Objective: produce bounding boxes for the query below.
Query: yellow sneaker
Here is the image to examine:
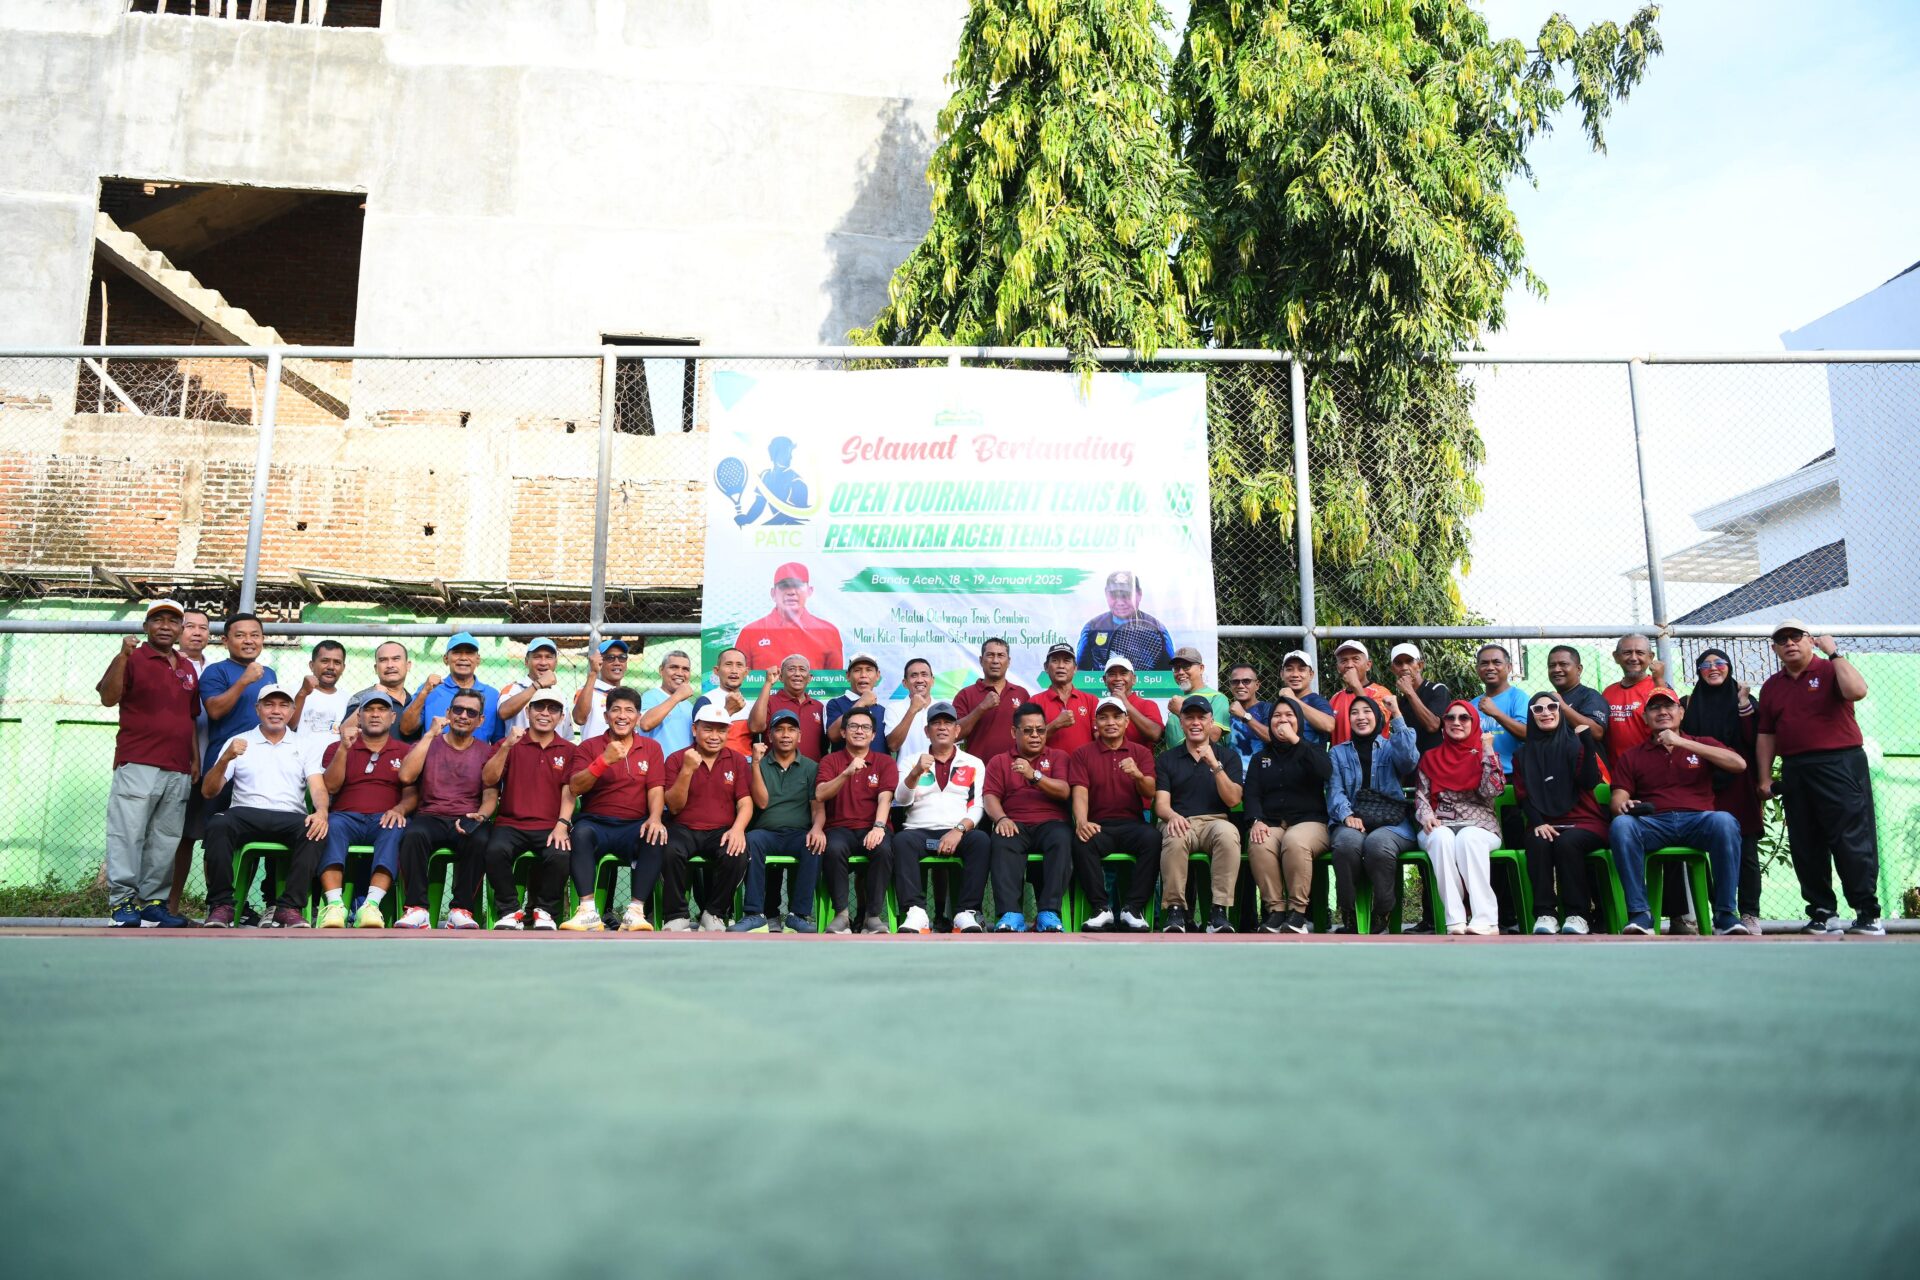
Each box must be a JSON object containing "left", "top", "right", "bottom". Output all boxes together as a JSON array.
[
  {"left": 618, "top": 901, "right": 654, "bottom": 932},
  {"left": 560, "top": 902, "right": 604, "bottom": 931},
  {"left": 354, "top": 902, "right": 386, "bottom": 929},
  {"left": 317, "top": 901, "right": 348, "bottom": 929}
]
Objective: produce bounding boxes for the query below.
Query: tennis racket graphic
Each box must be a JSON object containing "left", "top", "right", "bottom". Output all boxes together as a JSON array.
[{"left": 714, "top": 457, "right": 747, "bottom": 513}]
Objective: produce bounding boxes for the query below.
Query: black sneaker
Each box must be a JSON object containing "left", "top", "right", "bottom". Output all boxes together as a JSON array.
[
  {"left": 1407, "top": 916, "right": 1435, "bottom": 934},
  {"left": 1161, "top": 905, "right": 1191, "bottom": 934},
  {"left": 1281, "top": 910, "right": 1310, "bottom": 935},
  {"left": 239, "top": 905, "right": 263, "bottom": 928},
  {"left": 1800, "top": 912, "right": 1842, "bottom": 934},
  {"left": 1258, "top": 910, "right": 1288, "bottom": 934},
  {"left": 1500, "top": 923, "right": 1523, "bottom": 936},
  {"left": 1205, "top": 906, "right": 1234, "bottom": 934},
  {"left": 1847, "top": 917, "right": 1886, "bottom": 936},
  {"left": 1327, "top": 921, "right": 1354, "bottom": 935}
]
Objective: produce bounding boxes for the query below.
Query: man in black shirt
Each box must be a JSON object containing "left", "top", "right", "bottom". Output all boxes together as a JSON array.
[
  {"left": 1154, "top": 697, "right": 1245, "bottom": 934},
  {"left": 1543, "top": 645, "right": 1611, "bottom": 756},
  {"left": 1390, "top": 643, "right": 1452, "bottom": 754}
]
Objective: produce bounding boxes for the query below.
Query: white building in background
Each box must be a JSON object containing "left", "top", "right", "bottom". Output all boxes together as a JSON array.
[{"left": 1645, "top": 260, "right": 1920, "bottom": 638}]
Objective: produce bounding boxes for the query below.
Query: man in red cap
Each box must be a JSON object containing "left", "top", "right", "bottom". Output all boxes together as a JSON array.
[{"left": 736, "top": 562, "right": 845, "bottom": 672}]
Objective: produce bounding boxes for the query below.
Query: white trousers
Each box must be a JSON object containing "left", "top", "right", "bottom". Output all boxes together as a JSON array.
[{"left": 1420, "top": 823, "right": 1499, "bottom": 930}]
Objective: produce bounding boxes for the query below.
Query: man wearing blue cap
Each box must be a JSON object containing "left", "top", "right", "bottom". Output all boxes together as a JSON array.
[
  {"left": 500, "top": 636, "right": 575, "bottom": 741},
  {"left": 400, "top": 631, "right": 502, "bottom": 742},
  {"left": 574, "top": 636, "right": 631, "bottom": 739}
]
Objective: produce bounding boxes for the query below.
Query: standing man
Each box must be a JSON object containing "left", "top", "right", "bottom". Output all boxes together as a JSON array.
[
  {"left": 659, "top": 703, "right": 755, "bottom": 931},
  {"left": 825, "top": 652, "right": 891, "bottom": 752},
  {"left": 1154, "top": 696, "right": 1246, "bottom": 933},
  {"left": 1543, "top": 645, "right": 1611, "bottom": 754},
  {"left": 885, "top": 657, "right": 937, "bottom": 759},
  {"left": 345, "top": 640, "right": 414, "bottom": 739},
  {"left": 199, "top": 613, "right": 277, "bottom": 783},
  {"left": 1328, "top": 640, "right": 1397, "bottom": 744},
  {"left": 982, "top": 703, "right": 1074, "bottom": 933},
  {"left": 562, "top": 687, "right": 669, "bottom": 932},
  {"left": 292, "top": 640, "right": 349, "bottom": 738},
  {"left": 750, "top": 653, "right": 828, "bottom": 761},
  {"left": 732, "top": 709, "right": 826, "bottom": 934},
  {"left": 691, "top": 646, "right": 757, "bottom": 756},
  {"left": 816, "top": 707, "right": 899, "bottom": 933},
  {"left": 1035, "top": 642, "right": 1098, "bottom": 756},
  {"left": 402, "top": 632, "right": 502, "bottom": 742},
  {"left": 1389, "top": 643, "right": 1453, "bottom": 754},
  {"left": 1757, "top": 621, "right": 1883, "bottom": 935},
  {"left": 1606, "top": 689, "right": 1749, "bottom": 936},
  {"left": 500, "top": 637, "right": 575, "bottom": 741},
  {"left": 1070, "top": 697, "right": 1160, "bottom": 932},
  {"left": 395, "top": 689, "right": 496, "bottom": 929},
  {"left": 890, "top": 701, "right": 989, "bottom": 935},
  {"left": 164, "top": 607, "right": 212, "bottom": 915},
  {"left": 573, "top": 637, "right": 630, "bottom": 740},
  {"left": 1278, "top": 650, "right": 1336, "bottom": 746},
  {"left": 478, "top": 690, "right": 575, "bottom": 930},
  {"left": 735, "top": 562, "right": 845, "bottom": 672},
  {"left": 97, "top": 600, "right": 200, "bottom": 927},
  {"left": 1162, "top": 646, "right": 1229, "bottom": 750},
  {"left": 1473, "top": 644, "right": 1531, "bottom": 775},
  {"left": 1601, "top": 634, "right": 1673, "bottom": 755},
  {"left": 316, "top": 694, "right": 414, "bottom": 929},
  {"left": 1076, "top": 569, "right": 1176, "bottom": 671},
  {"left": 1225, "top": 663, "right": 1274, "bottom": 774},
  {"left": 954, "top": 637, "right": 1032, "bottom": 760},
  {"left": 199, "top": 684, "right": 328, "bottom": 928},
  {"left": 639, "top": 649, "right": 699, "bottom": 758},
  {"left": 1101, "top": 654, "right": 1165, "bottom": 747}
]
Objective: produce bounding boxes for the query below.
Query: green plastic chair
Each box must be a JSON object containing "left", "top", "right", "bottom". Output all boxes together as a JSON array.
[
  {"left": 233, "top": 841, "right": 298, "bottom": 921},
  {"left": 1069, "top": 852, "right": 1158, "bottom": 932},
  {"left": 1309, "top": 846, "right": 1446, "bottom": 934},
  {"left": 815, "top": 853, "right": 897, "bottom": 932},
  {"left": 1586, "top": 784, "right": 1631, "bottom": 934},
  {"left": 1645, "top": 848, "right": 1714, "bottom": 934},
  {"left": 1490, "top": 788, "right": 1536, "bottom": 929}
]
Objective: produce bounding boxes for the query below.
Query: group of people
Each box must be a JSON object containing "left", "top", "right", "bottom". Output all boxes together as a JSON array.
[{"left": 97, "top": 601, "right": 1886, "bottom": 937}]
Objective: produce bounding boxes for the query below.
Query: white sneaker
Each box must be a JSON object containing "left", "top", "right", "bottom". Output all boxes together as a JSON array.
[
  {"left": 1446, "top": 923, "right": 1467, "bottom": 935},
  {"left": 1561, "top": 915, "right": 1589, "bottom": 936},
  {"left": 660, "top": 917, "right": 693, "bottom": 932},
  {"left": 1082, "top": 909, "right": 1115, "bottom": 931},
  {"left": 560, "top": 902, "right": 603, "bottom": 931},
  {"left": 530, "top": 908, "right": 557, "bottom": 931},
  {"left": 1465, "top": 921, "right": 1498, "bottom": 936},
  {"left": 698, "top": 911, "right": 727, "bottom": 932},
  {"left": 395, "top": 906, "right": 431, "bottom": 929},
  {"left": 1532, "top": 914, "right": 1559, "bottom": 935},
  {"left": 618, "top": 902, "right": 654, "bottom": 932},
  {"left": 493, "top": 910, "right": 525, "bottom": 931},
  {"left": 900, "top": 905, "right": 931, "bottom": 934},
  {"left": 951, "top": 910, "right": 983, "bottom": 934},
  {"left": 443, "top": 908, "right": 479, "bottom": 930},
  {"left": 1119, "top": 910, "right": 1150, "bottom": 932}
]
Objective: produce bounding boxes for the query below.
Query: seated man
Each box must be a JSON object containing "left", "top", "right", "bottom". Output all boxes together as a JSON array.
[
  {"left": 316, "top": 692, "right": 414, "bottom": 929},
  {"left": 478, "top": 690, "right": 576, "bottom": 930},
  {"left": 199, "top": 682, "right": 328, "bottom": 928},
  {"left": 1155, "top": 695, "right": 1246, "bottom": 933},
  {"left": 659, "top": 703, "right": 754, "bottom": 930},
  {"left": 889, "top": 701, "right": 989, "bottom": 934},
  {"left": 731, "top": 709, "right": 826, "bottom": 934},
  {"left": 1070, "top": 696, "right": 1160, "bottom": 932},
  {"left": 1607, "top": 688, "right": 1749, "bottom": 936},
  {"left": 983, "top": 703, "right": 1074, "bottom": 932},
  {"left": 561, "top": 687, "right": 669, "bottom": 932},
  {"left": 816, "top": 707, "right": 899, "bottom": 933},
  {"left": 395, "top": 689, "right": 497, "bottom": 929}
]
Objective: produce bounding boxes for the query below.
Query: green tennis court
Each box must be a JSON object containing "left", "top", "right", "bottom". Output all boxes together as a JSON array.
[{"left": 4, "top": 934, "right": 1917, "bottom": 1277}]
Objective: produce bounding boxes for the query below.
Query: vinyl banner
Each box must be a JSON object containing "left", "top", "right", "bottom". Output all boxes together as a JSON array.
[{"left": 699, "top": 368, "right": 1216, "bottom": 696}]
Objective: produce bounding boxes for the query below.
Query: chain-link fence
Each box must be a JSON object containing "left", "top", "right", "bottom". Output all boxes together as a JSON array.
[{"left": 3, "top": 345, "right": 1916, "bottom": 920}]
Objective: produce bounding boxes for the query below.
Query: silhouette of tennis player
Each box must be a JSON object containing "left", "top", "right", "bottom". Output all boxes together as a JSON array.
[{"left": 735, "top": 436, "right": 809, "bottom": 526}]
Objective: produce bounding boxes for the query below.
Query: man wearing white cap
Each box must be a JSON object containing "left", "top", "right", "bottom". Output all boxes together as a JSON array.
[
  {"left": 499, "top": 636, "right": 576, "bottom": 741},
  {"left": 199, "top": 683, "right": 329, "bottom": 928},
  {"left": 96, "top": 600, "right": 202, "bottom": 927},
  {"left": 659, "top": 701, "right": 755, "bottom": 930},
  {"left": 1277, "top": 649, "right": 1335, "bottom": 747},
  {"left": 1101, "top": 654, "right": 1165, "bottom": 747},
  {"left": 1389, "top": 643, "right": 1453, "bottom": 754},
  {"left": 479, "top": 688, "right": 577, "bottom": 930},
  {"left": 1329, "top": 640, "right": 1397, "bottom": 745}
]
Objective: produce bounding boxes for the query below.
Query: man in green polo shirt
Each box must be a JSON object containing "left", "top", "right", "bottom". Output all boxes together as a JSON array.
[
  {"left": 1162, "top": 646, "right": 1230, "bottom": 750},
  {"left": 731, "top": 708, "right": 826, "bottom": 932}
]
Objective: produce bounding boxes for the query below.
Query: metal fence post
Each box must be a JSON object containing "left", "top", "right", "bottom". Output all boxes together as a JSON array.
[
  {"left": 1290, "top": 358, "right": 1317, "bottom": 656},
  {"left": 590, "top": 347, "right": 617, "bottom": 649},
  {"left": 1626, "top": 357, "right": 1674, "bottom": 670},
  {"left": 237, "top": 348, "right": 282, "bottom": 614}
]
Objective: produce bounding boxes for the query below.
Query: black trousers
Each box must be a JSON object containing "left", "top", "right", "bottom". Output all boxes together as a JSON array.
[
  {"left": 1738, "top": 833, "right": 1761, "bottom": 918},
  {"left": 569, "top": 815, "right": 667, "bottom": 905},
  {"left": 990, "top": 820, "right": 1072, "bottom": 916},
  {"left": 398, "top": 814, "right": 488, "bottom": 911},
  {"left": 890, "top": 827, "right": 990, "bottom": 914},
  {"left": 1780, "top": 747, "right": 1881, "bottom": 919},
  {"left": 1071, "top": 818, "right": 1160, "bottom": 913},
  {"left": 202, "top": 806, "right": 324, "bottom": 911},
  {"left": 823, "top": 826, "right": 893, "bottom": 916},
  {"left": 661, "top": 824, "right": 749, "bottom": 922},
  {"left": 1523, "top": 826, "right": 1603, "bottom": 919},
  {"left": 483, "top": 825, "right": 569, "bottom": 916}
]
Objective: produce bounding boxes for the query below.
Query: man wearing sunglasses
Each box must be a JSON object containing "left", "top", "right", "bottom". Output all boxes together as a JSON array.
[
  {"left": 315, "top": 691, "right": 415, "bottom": 928},
  {"left": 395, "top": 689, "right": 497, "bottom": 929},
  {"left": 1224, "top": 663, "right": 1274, "bottom": 775}
]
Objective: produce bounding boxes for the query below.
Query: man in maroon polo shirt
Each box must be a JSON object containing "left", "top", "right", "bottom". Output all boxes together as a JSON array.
[
  {"left": 562, "top": 686, "right": 669, "bottom": 932},
  {"left": 983, "top": 703, "right": 1074, "bottom": 932},
  {"left": 1034, "top": 641, "right": 1097, "bottom": 755},
  {"left": 816, "top": 707, "right": 899, "bottom": 933},
  {"left": 1100, "top": 654, "right": 1164, "bottom": 747},
  {"left": 954, "top": 636, "right": 1031, "bottom": 760},
  {"left": 660, "top": 702, "right": 754, "bottom": 931},
  {"left": 750, "top": 653, "right": 827, "bottom": 761},
  {"left": 479, "top": 689, "right": 575, "bottom": 930},
  {"left": 1756, "top": 620, "right": 1883, "bottom": 934},
  {"left": 317, "top": 693, "right": 416, "bottom": 928},
  {"left": 1069, "top": 697, "right": 1160, "bottom": 931},
  {"left": 96, "top": 599, "right": 201, "bottom": 927}
]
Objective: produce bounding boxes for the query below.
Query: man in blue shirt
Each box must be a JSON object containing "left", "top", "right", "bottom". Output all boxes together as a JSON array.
[
  {"left": 1224, "top": 663, "right": 1274, "bottom": 774},
  {"left": 1277, "top": 650, "right": 1336, "bottom": 747},
  {"left": 1075, "top": 570, "right": 1176, "bottom": 671},
  {"left": 639, "top": 649, "right": 698, "bottom": 756},
  {"left": 199, "top": 613, "right": 277, "bottom": 774},
  {"left": 400, "top": 631, "right": 502, "bottom": 741},
  {"left": 1473, "top": 643, "right": 1530, "bottom": 774},
  {"left": 825, "top": 652, "right": 890, "bottom": 754}
]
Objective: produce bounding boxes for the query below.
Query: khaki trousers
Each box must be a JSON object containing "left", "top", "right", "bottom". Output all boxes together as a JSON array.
[
  {"left": 1159, "top": 814, "right": 1241, "bottom": 909},
  {"left": 1248, "top": 820, "right": 1330, "bottom": 913}
]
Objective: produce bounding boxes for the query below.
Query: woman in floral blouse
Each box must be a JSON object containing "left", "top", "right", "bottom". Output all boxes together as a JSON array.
[{"left": 1415, "top": 699, "right": 1507, "bottom": 935}]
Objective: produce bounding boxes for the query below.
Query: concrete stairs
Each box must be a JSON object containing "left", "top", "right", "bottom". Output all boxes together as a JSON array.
[{"left": 93, "top": 212, "right": 349, "bottom": 419}]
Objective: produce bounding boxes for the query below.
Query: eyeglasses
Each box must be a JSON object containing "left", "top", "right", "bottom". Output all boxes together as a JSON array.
[
  {"left": 1698, "top": 659, "right": 1730, "bottom": 671},
  {"left": 447, "top": 706, "right": 480, "bottom": 718},
  {"left": 1442, "top": 713, "right": 1474, "bottom": 724},
  {"left": 1532, "top": 704, "right": 1560, "bottom": 715},
  {"left": 1227, "top": 677, "right": 1256, "bottom": 684}
]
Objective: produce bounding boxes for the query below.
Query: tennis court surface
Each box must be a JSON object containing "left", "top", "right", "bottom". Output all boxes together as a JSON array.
[{"left": 4, "top": 933, "right": 1918, "bottom": 1278}]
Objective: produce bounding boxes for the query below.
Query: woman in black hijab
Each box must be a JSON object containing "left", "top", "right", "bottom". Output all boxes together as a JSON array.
[
  {"left": 1246, "top": 698, "right": 1332, "bottom": 934},
  {"left": 1513, "top": 691, "right": 1607, "bottom": 934},
  {"left": 1682, "top": 648, "right": 1762, "bottom": 931}
]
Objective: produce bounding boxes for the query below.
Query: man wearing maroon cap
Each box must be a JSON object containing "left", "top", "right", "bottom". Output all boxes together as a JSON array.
[
  {"left": 736, "top": 562, "right": 845, "bottom": 672},
  {"left": 954, "top": 636, "right": 1032, "bottom": 760}
]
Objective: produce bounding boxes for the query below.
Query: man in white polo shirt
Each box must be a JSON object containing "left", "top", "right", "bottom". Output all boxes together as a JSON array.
[
  {"left": 199, "top": 683, "right": 330, "bottom": 928},
  {"left": 889, "top": 700, "right": 989, "bottom": 934}
]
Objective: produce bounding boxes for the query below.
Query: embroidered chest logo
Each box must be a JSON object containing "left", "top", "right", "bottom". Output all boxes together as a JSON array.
[
  {"left": 1807, "top": 677, "right": 1821, "bottom": 689},
  {"left": 551, "top": 755, "right": 567, "bottom": 769},
  {"left": 867, "top": 773, "right": 879, "bottom": 786},
  {"left": 1685, "top": 754, "right": 1700, "bottom": 767},
  {"left": 723, "top": 770, "right": 735, "bottom": 783},
  {"left": 638, "top": 761, "right": 650, "bottom": 774}
]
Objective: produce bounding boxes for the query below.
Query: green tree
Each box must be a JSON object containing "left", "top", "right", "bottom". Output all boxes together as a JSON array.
[{"left": 853, "top": 0, "right": 1201, "bottom": 360}]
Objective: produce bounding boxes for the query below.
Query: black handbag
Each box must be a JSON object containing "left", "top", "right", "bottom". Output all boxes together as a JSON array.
[{"left": 1350, "top": 786, "right": 1412, "bottom": 831}]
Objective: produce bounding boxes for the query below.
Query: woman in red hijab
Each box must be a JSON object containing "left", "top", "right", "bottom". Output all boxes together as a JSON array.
[{"left": 1415, "top": 700, "right": 1507, "bottom": 934}]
